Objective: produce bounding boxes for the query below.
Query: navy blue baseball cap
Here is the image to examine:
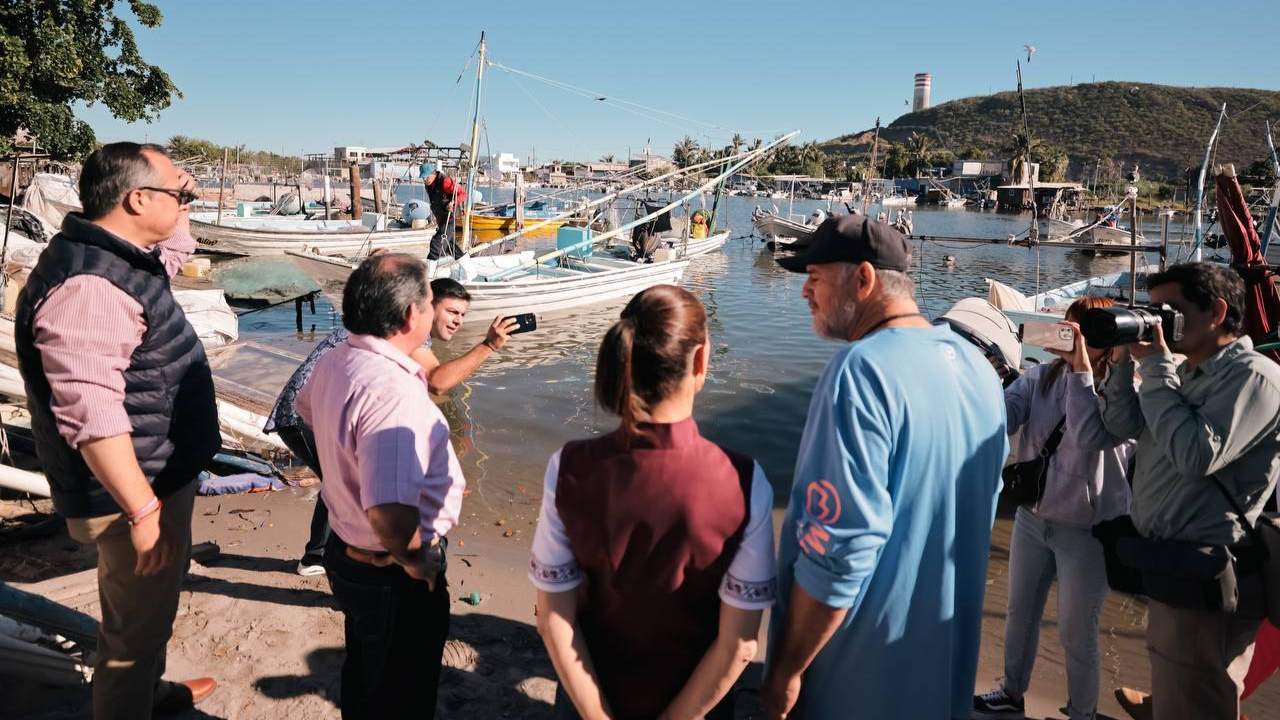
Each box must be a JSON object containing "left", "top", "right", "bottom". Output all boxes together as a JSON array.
[{"left": 776, "top": 214, "right": 912, "bottom": 273}]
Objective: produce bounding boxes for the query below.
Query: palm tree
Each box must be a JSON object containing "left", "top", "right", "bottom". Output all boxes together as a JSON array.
[
  {"left": 904, "top": 132, "right": 934, "bottom": 176},
  {"left": 599, "top": 153, "right": 616, "bottom": 163},
  {"left": 730, "top": 133, "right": 745, "bottom": 155},
  {"left": 672, "top": 136, "right": 700, "bottom": 168},
  {"left": 799, "top": 142, "right": 825, "bottom": 176},
  {"left": 1007, "top": 131, "right": 1043, "bottom": 184}
]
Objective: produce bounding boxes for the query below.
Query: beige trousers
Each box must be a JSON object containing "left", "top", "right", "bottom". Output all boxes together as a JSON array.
[
  {"left": 66, "top": 481, "right": 196, "bottom": 720},
  {"left": 1146, "top": 599, "right": 1262, "bottom": 720}
]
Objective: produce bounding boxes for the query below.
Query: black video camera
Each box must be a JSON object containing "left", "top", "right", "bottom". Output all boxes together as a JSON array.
[{"left": 1080, "top": 303, "right": 1185, "bottom": 348}]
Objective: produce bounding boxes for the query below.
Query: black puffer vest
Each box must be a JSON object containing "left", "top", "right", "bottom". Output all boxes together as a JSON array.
[{"left": 14, "top": 214, "right": 221, "bottom": 518}]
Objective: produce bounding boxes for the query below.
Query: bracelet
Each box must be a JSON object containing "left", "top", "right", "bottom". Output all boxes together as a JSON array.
[
  {"left": 482, "top": 339, "right": 499, "bottom": 352},
  {"left": 127, "top": 496, "right": 162, "bottom": 526}
]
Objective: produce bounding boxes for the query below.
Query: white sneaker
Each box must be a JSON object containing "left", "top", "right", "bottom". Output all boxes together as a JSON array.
[{"left": 297, "top": 562, "right": 326, "bottom": 577}]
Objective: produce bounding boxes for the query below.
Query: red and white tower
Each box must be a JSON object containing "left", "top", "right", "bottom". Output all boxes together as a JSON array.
[{"left": 913, "top": 73, "right": 932, "bottom": 112}]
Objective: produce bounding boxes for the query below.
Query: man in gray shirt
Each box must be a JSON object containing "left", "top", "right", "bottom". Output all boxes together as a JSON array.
[{"left": 1100, "top": 262, "right": 1280, "bottom": 720}]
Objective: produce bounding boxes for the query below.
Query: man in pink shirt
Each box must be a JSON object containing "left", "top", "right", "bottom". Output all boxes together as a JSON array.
[
  {"left": 14, "top": 142, "right": 222, "bottom": 718},
  {"left": 296, "top": 252, "right": 466, "bottom": 720}
]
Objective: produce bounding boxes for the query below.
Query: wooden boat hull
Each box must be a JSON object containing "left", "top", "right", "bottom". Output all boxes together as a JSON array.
[
  {"left": 190, "top": 215, "right": 437, "bottom": 256},
  {"left": 459, "top": 213, "right": 567, "bottom": 240},
  {"left": 288, "top": 249, "right": 689, "bottom": 318}
]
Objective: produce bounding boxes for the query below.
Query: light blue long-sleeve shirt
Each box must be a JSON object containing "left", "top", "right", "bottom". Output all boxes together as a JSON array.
[
  {"left": 1005, "top": 362, "right": 1133, "bottom": 527},
  {"left": 770, "top": 325, "right": 1008, "bottom": 719}
]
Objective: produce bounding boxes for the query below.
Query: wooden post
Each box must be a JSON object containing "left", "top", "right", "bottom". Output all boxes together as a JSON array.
[
  {"left": 372, "top": 178, "right": 384, "bottom": 215},
  {"left": 1129, "top": 194, "right": 1139, "bottom": 307},
  {"left": 216, "top": 147, "right": 229, "bottom": 225},
  {"left": 349, "top": 163, "right": 362, "bottom": 220}
]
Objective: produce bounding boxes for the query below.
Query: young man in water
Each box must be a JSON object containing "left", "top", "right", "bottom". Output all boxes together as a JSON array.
[
  {"left": 265, "top": 277, "right": 517, "bottom": 575},
  {"left": 761, "top": 215, "right": 1008, "bottom": 719}
]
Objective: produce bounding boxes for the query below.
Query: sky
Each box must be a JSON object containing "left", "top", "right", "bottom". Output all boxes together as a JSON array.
[{"left": 78, "top": 0, "right": 1280, "bottom": 163}]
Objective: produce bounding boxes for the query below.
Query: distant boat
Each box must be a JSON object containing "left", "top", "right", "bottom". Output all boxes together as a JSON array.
[
  {"left": 1042, "top": 214, "right": 1144, "bottom": 256},
  {"left": 751, "top": 206, "right": 821, "bottom": 248},
  {"left": 189, "top": 211, "right": 437, "bottom": 256},
  {"left": 460, "top": 203, "right": 571, "bottom": 239},
  {"left": 287, "top": 247, "right": 690, "bottom": 317}
]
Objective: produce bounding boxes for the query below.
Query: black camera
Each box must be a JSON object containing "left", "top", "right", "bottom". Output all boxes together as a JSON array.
[{"left": 1080, "top": 303, "right": 1185, "bottom": 348}]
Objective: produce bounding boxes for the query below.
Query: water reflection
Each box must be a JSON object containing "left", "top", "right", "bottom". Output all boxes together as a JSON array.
[{"left": 238, "top": 197, "right": 1163, "bottom": 511}]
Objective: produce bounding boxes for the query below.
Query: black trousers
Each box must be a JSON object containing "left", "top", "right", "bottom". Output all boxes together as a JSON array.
[
  {"left": 324, "top": 534, "right": 450, "bottom": 720},
  {"left": 277, "top": 425, "right": 329, "bottom": 564},
  {"left": 429, "top": 204, "right": 453, "bottom": 260}
]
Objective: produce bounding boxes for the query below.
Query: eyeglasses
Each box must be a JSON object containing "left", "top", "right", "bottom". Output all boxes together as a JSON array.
[{"left": 138, "top": 186, "right": 198, "bottom": 206}]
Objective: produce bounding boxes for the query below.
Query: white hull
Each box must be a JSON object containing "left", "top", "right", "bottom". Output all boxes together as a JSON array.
[
  {"left": 752, "top": 213, "right": 816, "bottom": 243},
  {"left": 659, "top": 230, "right": 730, "bottom": 258},
  {"left": 288, "top": 250, "right": 690, "bottom": 317},
  {"left": 879, "top": 196, "right": 916, "bottom": 207},
  {"left": 190, "top": 215, "right": 437, "bottom": 256}
]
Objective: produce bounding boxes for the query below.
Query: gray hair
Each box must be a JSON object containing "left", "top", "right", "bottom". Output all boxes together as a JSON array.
[
  {"left": 342, "top": 253, "right": 431, "bottom": 337},
  {"left": 877, "top": 269, "right": 915, "bottom": 298},
  {"left": 78, "top": 142, "right": 168, "bottom": 219}
]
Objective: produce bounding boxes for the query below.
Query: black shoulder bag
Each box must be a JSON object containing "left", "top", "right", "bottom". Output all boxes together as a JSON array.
[
  {"left": 1213, "top": 477, "right": 1280, "bottom": 625},
  {"left": 1002, "top": 417, "right": 1066, "bottom": 506}
]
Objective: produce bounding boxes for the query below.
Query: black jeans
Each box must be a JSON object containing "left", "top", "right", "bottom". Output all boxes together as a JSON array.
[
  {"left": 428, "top": 204, "right": 452, "bottom": 260},
  {"left": 324, "top": 534, "right": 450, "bottom": 720},
  {"left": 276, "top": 425, "right": 329, "bottom": 565}
]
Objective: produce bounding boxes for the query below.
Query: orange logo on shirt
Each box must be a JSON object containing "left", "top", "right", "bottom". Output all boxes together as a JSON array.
[
  {"left": 805, "top": 480, "right": 842, "bottom": 524},
  {"left": 799, "top": 522, "right": 831, "bottom": 556}
]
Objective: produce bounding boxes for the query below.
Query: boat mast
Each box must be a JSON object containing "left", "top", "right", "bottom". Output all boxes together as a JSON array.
[
  {"left": 461, "top": 31, "right": 486, "bottom": 252},
  {"left": 1260, "top": 120, "right": 1280, "bottom": 257},
  {"left": 1192, "top": 103, "right": 1227, "bottom": 263},
  {"left": 862, "top": 117, "right": 880, "bottom": 214}
]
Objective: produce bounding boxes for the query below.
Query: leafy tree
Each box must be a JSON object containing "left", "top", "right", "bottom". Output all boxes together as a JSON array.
[
  {"left": 903, "top": 132, "right": 934, "bottom": 176},
  {"left": 1245, "top": 158, "right": 1276, "bottom": 186},
  {"left": 599, "top": 153, "right": 615, "bottom": 163},
  {"left": 1032, "top": 142, "right": 1070, "bottom": 182},
  {"left": 1, "top": 1, "right": 180, "bottom": 159},
  {"left": 1006, "top": 131, "right": 1043, "bottom": 183},
  {"left": 671, "top": 136, "right": 700, "bottom": 168}
]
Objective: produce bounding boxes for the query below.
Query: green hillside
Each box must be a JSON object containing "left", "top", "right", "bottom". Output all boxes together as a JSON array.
[{"left": 820, "top": 82, "right": 1280, "bottom": 180}]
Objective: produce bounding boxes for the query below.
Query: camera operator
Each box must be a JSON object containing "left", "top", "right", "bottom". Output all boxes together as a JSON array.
[{"left": 1099, "top": 262, "right": 1280, "bottom": 720}]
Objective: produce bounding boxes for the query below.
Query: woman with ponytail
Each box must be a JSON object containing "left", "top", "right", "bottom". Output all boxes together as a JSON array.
[{"left": 529, "top": 285, "right": 777, "bottom": 720}]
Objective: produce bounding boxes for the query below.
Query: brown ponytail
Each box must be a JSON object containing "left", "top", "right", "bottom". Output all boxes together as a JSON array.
[{"left": 595, "top": 285, "right": 707, "bottom": 442}]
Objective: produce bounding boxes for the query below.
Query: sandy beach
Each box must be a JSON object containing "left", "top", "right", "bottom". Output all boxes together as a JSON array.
[{"left": 3, "top": 483, "right": 1276, "bottom": 719}]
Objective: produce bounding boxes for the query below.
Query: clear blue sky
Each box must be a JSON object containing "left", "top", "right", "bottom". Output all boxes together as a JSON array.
[{"left": 79, "top": 0, "right": 1280, "bottom": 162}]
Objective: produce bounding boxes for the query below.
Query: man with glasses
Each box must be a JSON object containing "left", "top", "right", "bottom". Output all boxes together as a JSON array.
[{"left": 14, "top": 142, "right": 222, "bottom": 718}]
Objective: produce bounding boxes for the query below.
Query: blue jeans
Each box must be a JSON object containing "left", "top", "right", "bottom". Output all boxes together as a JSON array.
[{"left": 1002, "top": 506, "right": 1109, "bottom": 720}]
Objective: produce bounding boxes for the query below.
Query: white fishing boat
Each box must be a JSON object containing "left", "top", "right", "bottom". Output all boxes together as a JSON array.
[
  {"left": 670, "top": 229, "right": 731, "bottom": 258},
  {"left": 878, "top": 193, "right": 917, "bottom": 207},
  {"left": 188, "top": 212, "right": 438, "bottom": 256},
  {"left": 287, "top": 247, "right": 689, "bottom": 317},
  {"left": 1042, "top": 216, "right": 1144, "bottom": 256},
  {"left": 751, "top": 207, "right": 820, "bottom": 247}
]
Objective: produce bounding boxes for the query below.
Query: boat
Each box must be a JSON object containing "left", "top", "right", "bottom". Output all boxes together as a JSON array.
[
  {"left": 188, "top": 212, "right": 438, "bottom": 256},
  {"left": 751, "top": 206, "right": 821, "bottom": 248},
  {"left": 1042, "top": 214, "right": 1144, "bottom": 256},
  {"left": 878, "top": 193, "right": 917, "bottom": 207},
  {"left": 460, "top": 202, "right": 571, "bottom": 239},
  {"left": 288, "top": 247, "right": 690, "bottom": 317}
]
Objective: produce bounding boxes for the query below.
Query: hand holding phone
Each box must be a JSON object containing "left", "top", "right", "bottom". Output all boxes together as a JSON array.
[
  {"left": 1019, "top": 320, "right": 1075, "bottom": 352},
  {"left": 504, "top": 313, "right": 537, "bottom": 335}
]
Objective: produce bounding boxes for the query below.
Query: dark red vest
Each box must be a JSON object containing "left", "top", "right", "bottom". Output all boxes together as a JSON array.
[{"left": 555, "top": 418, "right": 754, "bottom": 719}]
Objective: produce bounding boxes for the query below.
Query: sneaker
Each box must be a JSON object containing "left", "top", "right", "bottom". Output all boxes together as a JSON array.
[
  {"left": 973, "top": 687, "right": 1025, "bottom": 718},
  {"left": 297, "top": 561, "right": 326, "bottom": 577}
]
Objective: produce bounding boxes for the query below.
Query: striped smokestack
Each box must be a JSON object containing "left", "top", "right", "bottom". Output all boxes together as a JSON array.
[{"left": 913, "top": 73, "right": 931, "bottom": 112}]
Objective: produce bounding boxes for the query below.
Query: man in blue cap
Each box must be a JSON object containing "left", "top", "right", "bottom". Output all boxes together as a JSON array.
[{"left": 762, "top": 215, "right": 1008, "bottom": 719}]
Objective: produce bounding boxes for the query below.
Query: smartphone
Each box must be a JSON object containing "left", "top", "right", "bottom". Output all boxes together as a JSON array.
[
  {"left": 1019, "top": 320, "right": 1075, "bottom": 352},
  {"left": 506, "top": 313, "right": 538, "bottom": 334}
]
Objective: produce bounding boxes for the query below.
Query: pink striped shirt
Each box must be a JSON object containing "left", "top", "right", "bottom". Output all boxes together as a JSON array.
[
  {"left": 31, "top": 227, "right": 197, "bottom": 448},
  {"left": 296, "top": 333, "right": 465, "bottom": 549}
]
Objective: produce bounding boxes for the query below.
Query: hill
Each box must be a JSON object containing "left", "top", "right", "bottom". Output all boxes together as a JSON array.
[{"left": 820, "top": 82, "right": 1280, "bottom": 180}]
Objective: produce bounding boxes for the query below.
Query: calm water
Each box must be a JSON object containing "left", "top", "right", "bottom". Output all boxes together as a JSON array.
[{"left": 238, "top": 196, "right": 1215, "bottom": 512}]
